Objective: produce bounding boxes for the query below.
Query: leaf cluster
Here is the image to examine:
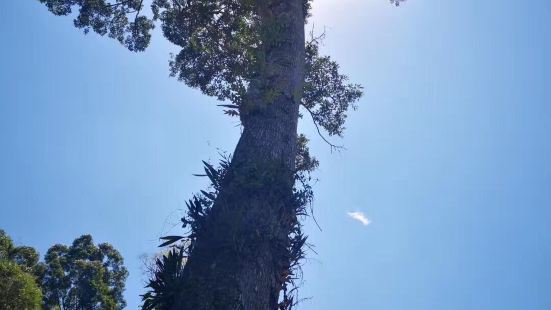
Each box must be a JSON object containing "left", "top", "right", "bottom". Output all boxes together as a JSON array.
[
  {"left": 153, "top": 0, "right": 261, "bottom": 105},
  {"left": 0, "top": 261, "right": 43, "bottom": 310},
  {"left": 38, "top": 0, "right": 154, "bottom": 51},
  {"left": 141, "top": 248, "right": 186, "bottom": 310},
  {"left": 303, "top": 39, "right": 363, "bottom": 137},
  {"left": 0, "top": 229, "right": 42, "bottom": 276},
  {"left": 140, "top": 155, "right": 231, "bottom": 309}
]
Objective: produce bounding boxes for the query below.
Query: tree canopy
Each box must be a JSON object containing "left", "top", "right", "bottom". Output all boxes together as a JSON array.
[
  {"left": 1, "top": 230, "right": 130, "bottom": 310},
  {"left": 40, "top": 235, "right": 129, "bottom": 310},
  {"left": 37, "top": 0, "right": 362, "bottom": 142},
  {"left": 0, "top": 229, "right": 41, "bottom": 274}
]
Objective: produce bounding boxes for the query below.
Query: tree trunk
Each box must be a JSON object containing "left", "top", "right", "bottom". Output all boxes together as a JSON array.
[{"left": 173, "top": 1, "right": 305, "bottom": 309}]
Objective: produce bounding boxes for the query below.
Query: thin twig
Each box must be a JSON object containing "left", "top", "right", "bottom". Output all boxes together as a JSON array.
[
  {"left": 307, "top": 23, "right": 327, "bottom": 46},
  {"left": 301, "top": 105, "right": 345, "bottom": 152},
  {"left": 104, "top": 0, "right": 134, "bottom": 8},
  {"left": 134, "top": 0, "right": 144, "bottom": 22}
]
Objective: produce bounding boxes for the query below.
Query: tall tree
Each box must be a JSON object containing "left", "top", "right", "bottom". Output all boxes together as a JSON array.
[
  {"left": 40, "top": 235, "right": 129, "bottom": 310},
  {"left": 35, "top": 0, "right": 404, "bottom": 309}
]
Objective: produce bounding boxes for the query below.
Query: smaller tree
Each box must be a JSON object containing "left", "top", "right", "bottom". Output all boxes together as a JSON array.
[
  {"left": 0, "top": 260, "right": 42, "bottom": 310},
  {"left": 0, "top": 229, "right": 43, "bottom": 278},
  {"left": 40, "top": 235, "right": 129, "bottom": 310},
  {"left": 0, "top": 256, "right": 42, "bottom": 310}
]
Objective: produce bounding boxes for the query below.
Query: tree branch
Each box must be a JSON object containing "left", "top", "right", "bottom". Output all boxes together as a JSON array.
[
  {"left": 301, "top": 105, "right": 345, "bottom": 153},
  {"left": 134, "top": 0, "right": 144, "bottom": 22},
  {"left": 104, "top": 0, "right": 134, "bottom": 8},
  {"left": 307, "top": 23, "right": 327, "bottom": 46}
]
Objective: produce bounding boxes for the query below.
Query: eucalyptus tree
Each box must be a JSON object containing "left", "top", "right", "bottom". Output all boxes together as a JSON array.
[
  {"left": 36, "top": 0, "right": 404, "bottom": 309},
  {"left": 40, "top": 235, "right": 128, "bottom": 310}
]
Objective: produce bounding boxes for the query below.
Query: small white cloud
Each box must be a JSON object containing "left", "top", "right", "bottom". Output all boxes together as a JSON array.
[{"left": 347, "top": 211, "right": 371, "bottom": 226}]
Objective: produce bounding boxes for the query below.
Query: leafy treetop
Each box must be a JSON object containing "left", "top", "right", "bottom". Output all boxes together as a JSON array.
[
  {"left": 37, "top": 0, "right": 364, "bottom": 140},
  {"left": 0, "top": 229, "right": 41, "bottom": 273},
  {"left": 41, "top": 235, "right": 129, "bottom": 310}
]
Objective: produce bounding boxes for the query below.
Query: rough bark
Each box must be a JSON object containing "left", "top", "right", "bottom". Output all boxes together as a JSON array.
[{"left": 173, "top": 1, "right": 305, "bottom": 309}]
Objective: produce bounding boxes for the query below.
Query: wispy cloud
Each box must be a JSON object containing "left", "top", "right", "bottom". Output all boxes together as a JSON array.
[{"left": 347, "top": 211, "right": 371, "bottom": 226}]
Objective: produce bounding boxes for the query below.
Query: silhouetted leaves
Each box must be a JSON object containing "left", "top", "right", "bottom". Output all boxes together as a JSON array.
[
  {"left": 303, "top": 40, "right": 363, "bottom": 137},
  {"left": 38, "top": 0, "right": 154, "bottom": 51},
  {"left": 158, "top": 236, "right": 184, "bottom": 248},
  {"left": 141, "top": 247, "right": 186, "bottom": 310}
]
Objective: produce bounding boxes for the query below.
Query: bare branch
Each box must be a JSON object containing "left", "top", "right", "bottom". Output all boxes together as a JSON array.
[{"left": 307, "top": 23, "right": 327, "bottom": 46}]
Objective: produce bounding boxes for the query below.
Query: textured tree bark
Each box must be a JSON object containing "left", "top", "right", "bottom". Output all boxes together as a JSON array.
[{"left": 173, "top": 1, "right": 305, "bottom": 309}]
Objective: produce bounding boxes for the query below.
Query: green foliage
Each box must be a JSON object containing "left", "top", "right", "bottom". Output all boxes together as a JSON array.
[
  {"left": 0, "top": 229, "right": 15, "bottom": 261},
  {"left": 303, "top": 39, "right": 363, "bottom": 136},
  {"left": 0, "top": 261, "right": 43, "bottom": 310},
  {"left": 0, "top": 229, "right": 42, "bottom": 276},
  {"left": 152, "top": 0, "right": 361, "bottom": 137},
  {"left": 295, "top": 134, "right": 319, "bottom": 175},
  {"left": 152, "top": 0, "right": 261, "bottom": 105},
  {"left": 38, "top": 0, "right": 154, "bottom": 51},
  {"left": 146, "top": 157, "right": 231, "bottom": 254},
  {"left": 0, "top": 230, "right": 42, "bottom": 309},
  {"left": 1, "top": 230, "right": 129, "bottom": 309},
  {"left": 303, "top": 0, "right": 313, "bottom": 19},
  {"left": 36, "top": 0, "right": 363, "bottom": 139},
  {"left": 40, "top": 235, "right": 129, "bottom": 310},
  {"left": 10, "top": 246, "right": 40, "bottom": 271}
]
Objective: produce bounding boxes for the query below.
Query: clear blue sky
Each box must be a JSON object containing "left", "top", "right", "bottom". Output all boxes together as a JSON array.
[{"left": 1, "top": 1, "right": 550, "bottom": 309}]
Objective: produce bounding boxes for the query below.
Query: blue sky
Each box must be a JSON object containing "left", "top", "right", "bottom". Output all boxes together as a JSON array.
[{"left": 1, "top": 0, "right": 550, "bottom": 309}]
